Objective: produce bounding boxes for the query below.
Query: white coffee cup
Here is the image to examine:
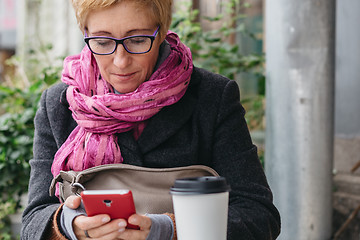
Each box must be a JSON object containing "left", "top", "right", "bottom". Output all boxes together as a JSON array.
[{"left": 170, "top": 176, "right": 230, "bottom": 240}]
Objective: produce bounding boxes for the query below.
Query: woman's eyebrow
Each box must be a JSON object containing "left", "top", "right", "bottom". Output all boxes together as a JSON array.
[
  {"left": 126, "top": 28, "right": 153, "bottom": 35},
  {"left": 90, "top": 28, "right": 152, "bottom": 37},
  {"left": 90, "top": 31, "right": 112, "bottom": 36}
]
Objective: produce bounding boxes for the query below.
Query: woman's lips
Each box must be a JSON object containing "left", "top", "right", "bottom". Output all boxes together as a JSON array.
[{"left": 113, "top": 72, "right": 136, "bottom": 81}]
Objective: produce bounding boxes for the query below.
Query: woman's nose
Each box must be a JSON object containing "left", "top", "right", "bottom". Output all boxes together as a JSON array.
[{"left": 113, "top": 44, "right": 131, "bottom": 68}]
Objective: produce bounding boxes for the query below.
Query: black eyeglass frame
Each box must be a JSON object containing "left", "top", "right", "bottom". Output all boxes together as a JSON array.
[{"left": 84, "top": 26, "right": 160, "bottom": 55}]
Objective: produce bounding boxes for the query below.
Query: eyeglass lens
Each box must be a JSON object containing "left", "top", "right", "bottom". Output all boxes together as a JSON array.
[{"left": 88, "top": 36, "right": 153, "bottom": 54}]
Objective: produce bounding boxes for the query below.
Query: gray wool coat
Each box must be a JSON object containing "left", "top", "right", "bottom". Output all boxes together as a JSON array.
[{"left": 21, "top": 66, "right": 280, "bottom": 239}]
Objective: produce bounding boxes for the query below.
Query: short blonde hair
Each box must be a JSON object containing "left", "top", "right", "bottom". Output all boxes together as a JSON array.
[{"left": 71, "top": 0, "right": 172, "bottom": 39}]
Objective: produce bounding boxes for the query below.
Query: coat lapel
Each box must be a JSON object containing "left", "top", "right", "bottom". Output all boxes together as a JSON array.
[
  {"left": 137, "top": 89, "right": 197, "bottom": 154},
  {"left": 117, "top": 131, "right": 144, "bottom": 166}
]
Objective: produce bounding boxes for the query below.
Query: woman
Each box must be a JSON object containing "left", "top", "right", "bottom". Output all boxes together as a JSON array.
[{"left": 21, "top": 0, "right": 280, "bottom": 239}]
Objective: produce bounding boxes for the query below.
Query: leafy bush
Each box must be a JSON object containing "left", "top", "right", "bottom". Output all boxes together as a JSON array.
[
  {"left": 0, "top": 201, "right": 17, "bottom": 239},
  {"left": 0, "top": 46, "right": 62, "bottom": 238},
  {"left": 171, "top": 0, "right": 265, "bottom": 130}
]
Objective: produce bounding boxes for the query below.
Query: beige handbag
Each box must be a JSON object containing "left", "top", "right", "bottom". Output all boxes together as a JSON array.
[{"left": 49, "top": 163, "right": 219, "bottom": 214}]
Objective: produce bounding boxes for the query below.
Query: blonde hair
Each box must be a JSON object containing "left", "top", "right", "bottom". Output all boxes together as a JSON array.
[{"left": 71, "top": 0, "right": 172, "bottom": 39}]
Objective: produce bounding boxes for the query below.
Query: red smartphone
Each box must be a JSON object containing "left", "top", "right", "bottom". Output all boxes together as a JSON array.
[{"left": 81, "top": 189, "right": 139, "bottom": 229}]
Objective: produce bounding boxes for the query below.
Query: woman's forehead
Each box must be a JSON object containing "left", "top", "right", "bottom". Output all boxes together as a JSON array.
[{"left": 86, "top": 2, "right": 157, "bottom": 35}]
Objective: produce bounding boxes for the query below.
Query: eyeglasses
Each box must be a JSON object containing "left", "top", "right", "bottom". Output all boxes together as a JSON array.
[{"left": 84, "top": 26, "right": 160, "bottom": 55}]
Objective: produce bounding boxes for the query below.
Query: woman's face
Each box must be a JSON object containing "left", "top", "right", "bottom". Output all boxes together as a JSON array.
[{"left": 86, "top": 2, "right": 164, "bottom": 93}]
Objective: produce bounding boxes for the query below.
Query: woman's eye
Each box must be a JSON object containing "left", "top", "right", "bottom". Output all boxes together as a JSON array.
[
  {"left": 128, "top": 37, "right": 147, "bottom": 45},
  {"left": 94, "top": 39, "right": 113, "bottom": 47}
]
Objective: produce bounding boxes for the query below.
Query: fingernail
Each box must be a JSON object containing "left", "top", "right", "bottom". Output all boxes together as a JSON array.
[
  {"left": 118, "top": 228, "right": 125, "bottom": 233},
  {"left": 118, "top": 221, "right": 126, "bottom": 228},
  {"left": 129, "top": 216, "right": 137, "bottom": 224},
  {"left": 102, "top": 216, "right": 110, "bottom": 223}
]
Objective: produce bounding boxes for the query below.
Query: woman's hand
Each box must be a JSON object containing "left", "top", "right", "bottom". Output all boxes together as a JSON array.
[
  {"left": 117, "top": 214, "right": 152, "bottom": 239},
  {"left": 65, "top": 196, "right": 152, "bottom": 239}
]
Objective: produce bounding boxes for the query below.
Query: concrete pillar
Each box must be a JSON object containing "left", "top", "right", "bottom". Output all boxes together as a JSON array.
[{"left": 265, "top": 1, "right": 336, "bottom": 239}]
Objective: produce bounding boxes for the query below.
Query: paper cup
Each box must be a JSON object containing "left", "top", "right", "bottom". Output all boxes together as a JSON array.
[{"left": 170, "top": 176, "right": 230, "bottom": 240}]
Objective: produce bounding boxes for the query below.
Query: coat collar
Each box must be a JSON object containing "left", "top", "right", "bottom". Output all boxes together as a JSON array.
[{"left": 137, "top": 87, "right": 197, "bottom": 153}]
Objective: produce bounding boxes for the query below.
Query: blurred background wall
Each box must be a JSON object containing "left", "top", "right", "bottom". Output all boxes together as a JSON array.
[
  {"left": 0, "top": 0, "right": 16, "bottom": 83},
  {"left": 16, "top": 0, "right": 83, "bottom": 65},
  {"left": 333, "top": 0, "right": 360, "bottom": 173},
  {"left": 332, "top": 1, "right": 360, "bottom": 238}
]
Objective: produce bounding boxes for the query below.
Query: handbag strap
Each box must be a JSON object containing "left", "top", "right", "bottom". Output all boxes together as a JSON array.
[{"left": 49, "top": 170, "right": 78, "bottom": 196}]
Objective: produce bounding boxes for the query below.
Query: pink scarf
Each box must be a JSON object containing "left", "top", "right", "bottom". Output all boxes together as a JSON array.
[{"left": 51, "top": 31, "right": 193, "bottom": 183}]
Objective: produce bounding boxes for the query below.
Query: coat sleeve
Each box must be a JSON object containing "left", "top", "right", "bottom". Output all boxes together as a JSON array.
[
  {"left": 21, "top": 87, "right": 64, "bottom": 239},
  {"left": 212, "top": 80, "right": 281, "bottom": 240}
]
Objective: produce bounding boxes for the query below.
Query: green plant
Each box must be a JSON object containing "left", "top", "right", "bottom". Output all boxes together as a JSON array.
[
  {"left": 171, "top": 0, "right": 265, "bottom": 130},
  {"left": 0, "top": 201, "right": 17, "bottom": 239},
  {"left": 0, "top": 45, "right": 62, "bottom": 238}
]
